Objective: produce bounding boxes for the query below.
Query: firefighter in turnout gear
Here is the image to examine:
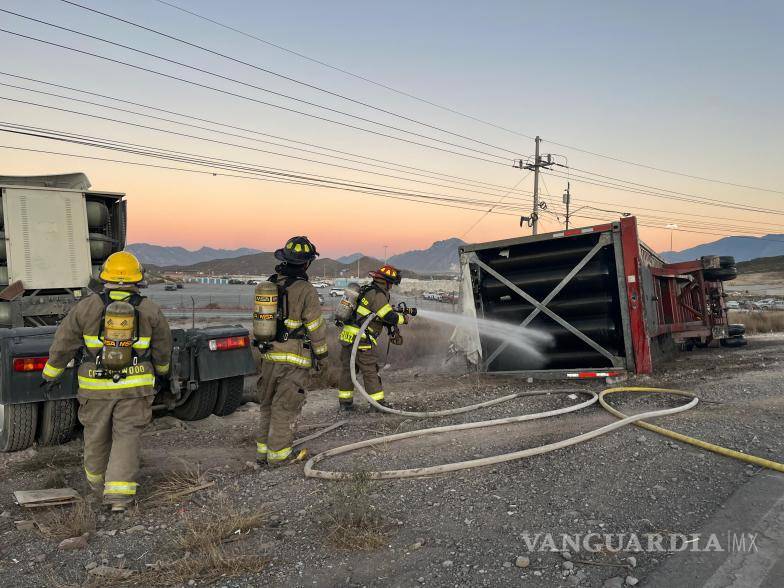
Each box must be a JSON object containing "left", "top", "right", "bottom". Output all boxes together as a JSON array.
[
  {"left": 42, "top": 251, "right": 172, "bottom": 512},
  {"left": 256, "top": 236, "right": 328, "bottom": 465},
  {"left": 337, "top": 264, "right": 410, "bottom": 410}
]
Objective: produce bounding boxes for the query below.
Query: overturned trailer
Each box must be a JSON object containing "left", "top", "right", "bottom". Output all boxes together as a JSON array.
[{"left": 456, "top": 216, "right": 739, "bottom": 379}]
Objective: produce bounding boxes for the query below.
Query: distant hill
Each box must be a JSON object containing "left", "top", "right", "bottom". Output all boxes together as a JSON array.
[
  {"left": 336, "top": 252, "right": 364, "bottom": 264},
  {"left": 127, "top": 243, "right": 260, "bottom": 266},
  {"left": 661, "top": 234, "right": 784, "bottom": 263},
  {"left": 736, "top": 255, "right": 784, "bottom": 274},
  {"left": 162, "top": 252, "right": 389, "bottom": 278},
  {"left": 388, "top": 238, "right": 465, "bottom": 273}
]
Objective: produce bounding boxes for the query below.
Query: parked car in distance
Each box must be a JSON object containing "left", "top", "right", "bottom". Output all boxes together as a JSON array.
[
  {"left": 176, "top": 283, "right": 183, "bottom": 289},
  {"left": 164, "top": 283, "right": 177, "bottom": 291},
  {"left": 330, "top": 288, "right": 345, "bottom": 297},
  {"left": 246, "top": 279, "right": 260, "bottom": 285},
  {"left": 753, "top": 298, "right": 784, "bottom": 310},
  {"left": 228, "top": 278, "right": 245, "bottom": 285},
  {"left": 725, "top": 300, "right": 740, "bottom": 310},
  {"left": 312, "top": 281, "right": 330, "bottom": 289}
]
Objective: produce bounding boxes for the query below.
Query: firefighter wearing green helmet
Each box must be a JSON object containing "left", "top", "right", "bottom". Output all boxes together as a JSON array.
[{"left": 254, "top": 236, "right": 328, "bottom": 465}]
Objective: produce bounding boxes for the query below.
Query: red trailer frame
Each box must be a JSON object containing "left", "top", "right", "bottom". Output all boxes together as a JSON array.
[{"left": 461, "top": 216, "right": 732, "bottom": 378}]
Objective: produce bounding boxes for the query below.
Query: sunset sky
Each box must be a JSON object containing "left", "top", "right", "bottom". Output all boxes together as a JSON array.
[{"left": 1, "top": 0, "right": 782, "bottom": 259}]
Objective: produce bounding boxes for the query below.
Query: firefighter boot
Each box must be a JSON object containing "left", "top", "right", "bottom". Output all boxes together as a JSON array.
[{"left": 267, "top": 446, "right": 309, "bottom": 467}]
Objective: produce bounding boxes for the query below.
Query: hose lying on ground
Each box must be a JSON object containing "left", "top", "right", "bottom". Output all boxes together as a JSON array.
[
  {"left": 303, "top": 314, "right": 784, "bottom": 480},
  {"left": 600, "top": 387, "right": 784, "bottom": 473}
]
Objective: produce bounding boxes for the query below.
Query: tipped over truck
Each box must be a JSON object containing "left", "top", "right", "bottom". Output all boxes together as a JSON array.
[
  {"left": 0, "top": 173, "right": 255, "bottom": 451},
  {"left": 455, "top": 216, "right": 742, "bottom": 379}
]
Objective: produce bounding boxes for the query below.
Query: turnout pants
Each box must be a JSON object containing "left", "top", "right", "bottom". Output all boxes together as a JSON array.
[
  {"left": 256, "top": 361, "right": 308, "bottom": 463},
  {"left": 337, "top": 344, "right": 384, "bottom": 403},
  {"left": 78, "top": 395, "right": 154, "bottom": 504}
]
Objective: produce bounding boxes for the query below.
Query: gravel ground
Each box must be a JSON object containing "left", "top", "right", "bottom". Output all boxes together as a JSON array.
[{"left": 0, "top": 337, "right": 782, "bottom": 587}]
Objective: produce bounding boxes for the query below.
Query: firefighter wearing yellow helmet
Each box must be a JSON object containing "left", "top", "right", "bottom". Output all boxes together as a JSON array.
[
  {"left": 337, "top": 264, "right": 411, "bottom": 410},
  {"left": 42, "top": 251, "right": 172, "bottom": 512},
  {"left": 254, "top": 236, "right": 328, "bottom": 465}
]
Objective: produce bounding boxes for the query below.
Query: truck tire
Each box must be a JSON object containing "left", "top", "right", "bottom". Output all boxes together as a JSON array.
[
  {"left": 728, "top": 324, "right": 746, "bottom": 337},
  {"left": 37, "top": 399, "right": 78, "bottom": 446},
  {"left": 214, "top": 376, "right": 244, "bottom": 416},
  {"left": 720, "top": 335, "right": 747, "bottom": 348},
  {"left": 718, "top": 256, "right": 736, "bottom": 268},
  {"left": 704, "top": 267, "right": 738, "bottom": 282},
  {"left": 173, "top": 380, "right": 219, "bottom": 421},
  {"left": 0, "top": 402, "right": 38, "bottom": 452}
]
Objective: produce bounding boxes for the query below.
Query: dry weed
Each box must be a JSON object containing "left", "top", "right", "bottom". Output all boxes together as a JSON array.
[
  {"left": 730, "top": 311, "right": 784, "bottom": 334},
  {"left": 175, "top": 503, "right": 266, "bottom": 552},
  {"left": 143, "top": 463, "right": 211, "bottom": 505},
  {"left": 322, "top": 471, "right": 387, "bottom": 550},
  {"left": 120, "top": 547, "right": 267, "bottom": 586},
  {"left": 33, "top": 501, "right": 96, "bottom": 541}
]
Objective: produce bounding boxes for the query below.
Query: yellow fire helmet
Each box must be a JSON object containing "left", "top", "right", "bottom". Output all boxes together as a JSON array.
[{"left": 99, "top": 251, "right": 144, "bottom": 284}]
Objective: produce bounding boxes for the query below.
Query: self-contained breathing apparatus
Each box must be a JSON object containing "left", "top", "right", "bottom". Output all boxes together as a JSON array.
[
  {"left": 335, "top": 282, "right": 417, "bottom": 345},
  {"left": 253, "top": 275, "right": 321, "bottom": 366},
  {"left": 94, "top": 293, "right": 144, "bottom": 382}
]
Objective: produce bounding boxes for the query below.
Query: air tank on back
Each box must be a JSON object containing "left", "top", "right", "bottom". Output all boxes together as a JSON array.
[
  {"left": 334, "top": 282, "right": 362, "bottom": 323},
  {"left": 253, "top": 281, "right": 279, "bottom": 343},
  {"left": 101, "top": 300, "right": 136, "bottom": 371}
]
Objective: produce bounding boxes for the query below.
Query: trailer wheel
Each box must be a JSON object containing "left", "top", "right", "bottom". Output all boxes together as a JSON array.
[
  {"left": 214, "top": 376, "right": 244, "bottom": 416},
  {"left": 37, "top": 399, "right": 78, "bottom": 446},
  {"left": 0, "top": 402, "right": 38, "bottom": 452},
  {"left": 173, "top": 380, "right": 219, "bottom": 421},
  {"left": 720, "top": 336, "right": 747, "bottom": 348},
  {"left": 728, "top": 324, "right": 746, "bottom": 337},
  {"left": 704, "top": 267, "right": 738, "bottom": 281}
]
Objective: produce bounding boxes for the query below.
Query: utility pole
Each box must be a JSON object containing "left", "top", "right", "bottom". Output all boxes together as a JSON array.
[
  {"left": 383, "top": 245, "right": 388, "bottom": 263},
  {"left": 563, "top": 182, "right": 571, "bottom": 230},
  {"left": 515, "top": 136, "right": 555, "bottom": 235}
]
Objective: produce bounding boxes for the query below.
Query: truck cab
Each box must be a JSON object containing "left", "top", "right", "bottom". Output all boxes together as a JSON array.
[{"left": 0, "top": 173, "right": 256, "bottom": 451}]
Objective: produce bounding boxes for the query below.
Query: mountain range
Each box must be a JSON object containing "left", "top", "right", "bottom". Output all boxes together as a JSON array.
[
  {"left": 661, "top": 234, "right": 784, "bottom": 263},
  {"left": 127, "top": 243, "right": 260, "bottom": 267},
  {"left": 132, "top": 238, "right": 467, "bottom": 276}
]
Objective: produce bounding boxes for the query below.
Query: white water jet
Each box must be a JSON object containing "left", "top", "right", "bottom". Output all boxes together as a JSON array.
[{"left": 417, "top": 308, "right": 554, "bottom": 366}]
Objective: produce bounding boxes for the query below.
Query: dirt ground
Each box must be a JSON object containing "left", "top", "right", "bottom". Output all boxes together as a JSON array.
[{"left": 0, "top": 337, "right": 783, "bottom": 587}]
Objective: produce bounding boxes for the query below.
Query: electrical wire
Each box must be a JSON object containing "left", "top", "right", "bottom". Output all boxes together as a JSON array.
[
  {"left": 0, "top": 27, "right": 512, "bottom": 167},
  {"left": 460, "top": 172, "right": 532, "bottom": 238},
  {"left": 0, "top": 96, "right": 532, "bottom": 203},
  {"left": 0, "top": 75, "right": 533, "bottom": 196},
  {"left": 150, "top": 0, "right": 782, "bottom": 197},
  {"left": 57, "top": 0, "right": 525, "bottom": 158}
]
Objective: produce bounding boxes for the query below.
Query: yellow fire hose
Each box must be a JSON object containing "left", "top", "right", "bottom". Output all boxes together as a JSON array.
[
  {"left": 600, "top": 387, "right": 784, "bottom": 473},
  {"left": 302, "top": 314, "right": 784, "bottom": 480}
]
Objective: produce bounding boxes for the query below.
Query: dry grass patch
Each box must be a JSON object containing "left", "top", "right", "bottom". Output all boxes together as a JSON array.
[
  {"left": 175, "top": 504, "right": 266, "bottom": 552},
  {"left": 730, "top": 311, "right": 784, "bottom": 334},
  {"left": 118, "top": 548, "right": 267, "bottom": 587},
  {"left": 322, "top": 471, "right": 387, "bottom": 550},
  {"left": 143, "top": 463, "right": 213, "bottom": 505},
  {"left": 33, "top": 501, "right": 96, "bottom": 541}
]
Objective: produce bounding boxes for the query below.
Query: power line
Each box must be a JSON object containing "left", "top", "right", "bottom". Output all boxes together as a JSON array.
[
  {"left": 57, "top": 0, "right": 525, "bottom": 159},
  {"left": 150, "top": 0, "right": 782, "bottom": 197},
  {"left": 0, "top": 124, "right": 535, "bottom": 213},
  {"left": 0, "top": 95, "right": 533, "bottom": 204},
  {"left": 460, "top": 172, "right": 532, "bottom": 238},
  {"left": 150, "top": 0, "right": 538, "bottom": 142},
  {"left": 0, "top": 73, "right": 532, "bottom": 195},
  {"left": 0, "top": 26, "right": 512, "bottom": 168},
  {"left": 544, "top": 170, "right": 784, "bottom": 218},
  {"left": 0, "top": 142, "right": 526, "bottom": 217}
]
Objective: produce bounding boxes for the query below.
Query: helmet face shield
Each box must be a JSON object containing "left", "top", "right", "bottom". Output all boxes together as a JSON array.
[{"left": 274, "top": 236, "right": 319, "bottom": 265}]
